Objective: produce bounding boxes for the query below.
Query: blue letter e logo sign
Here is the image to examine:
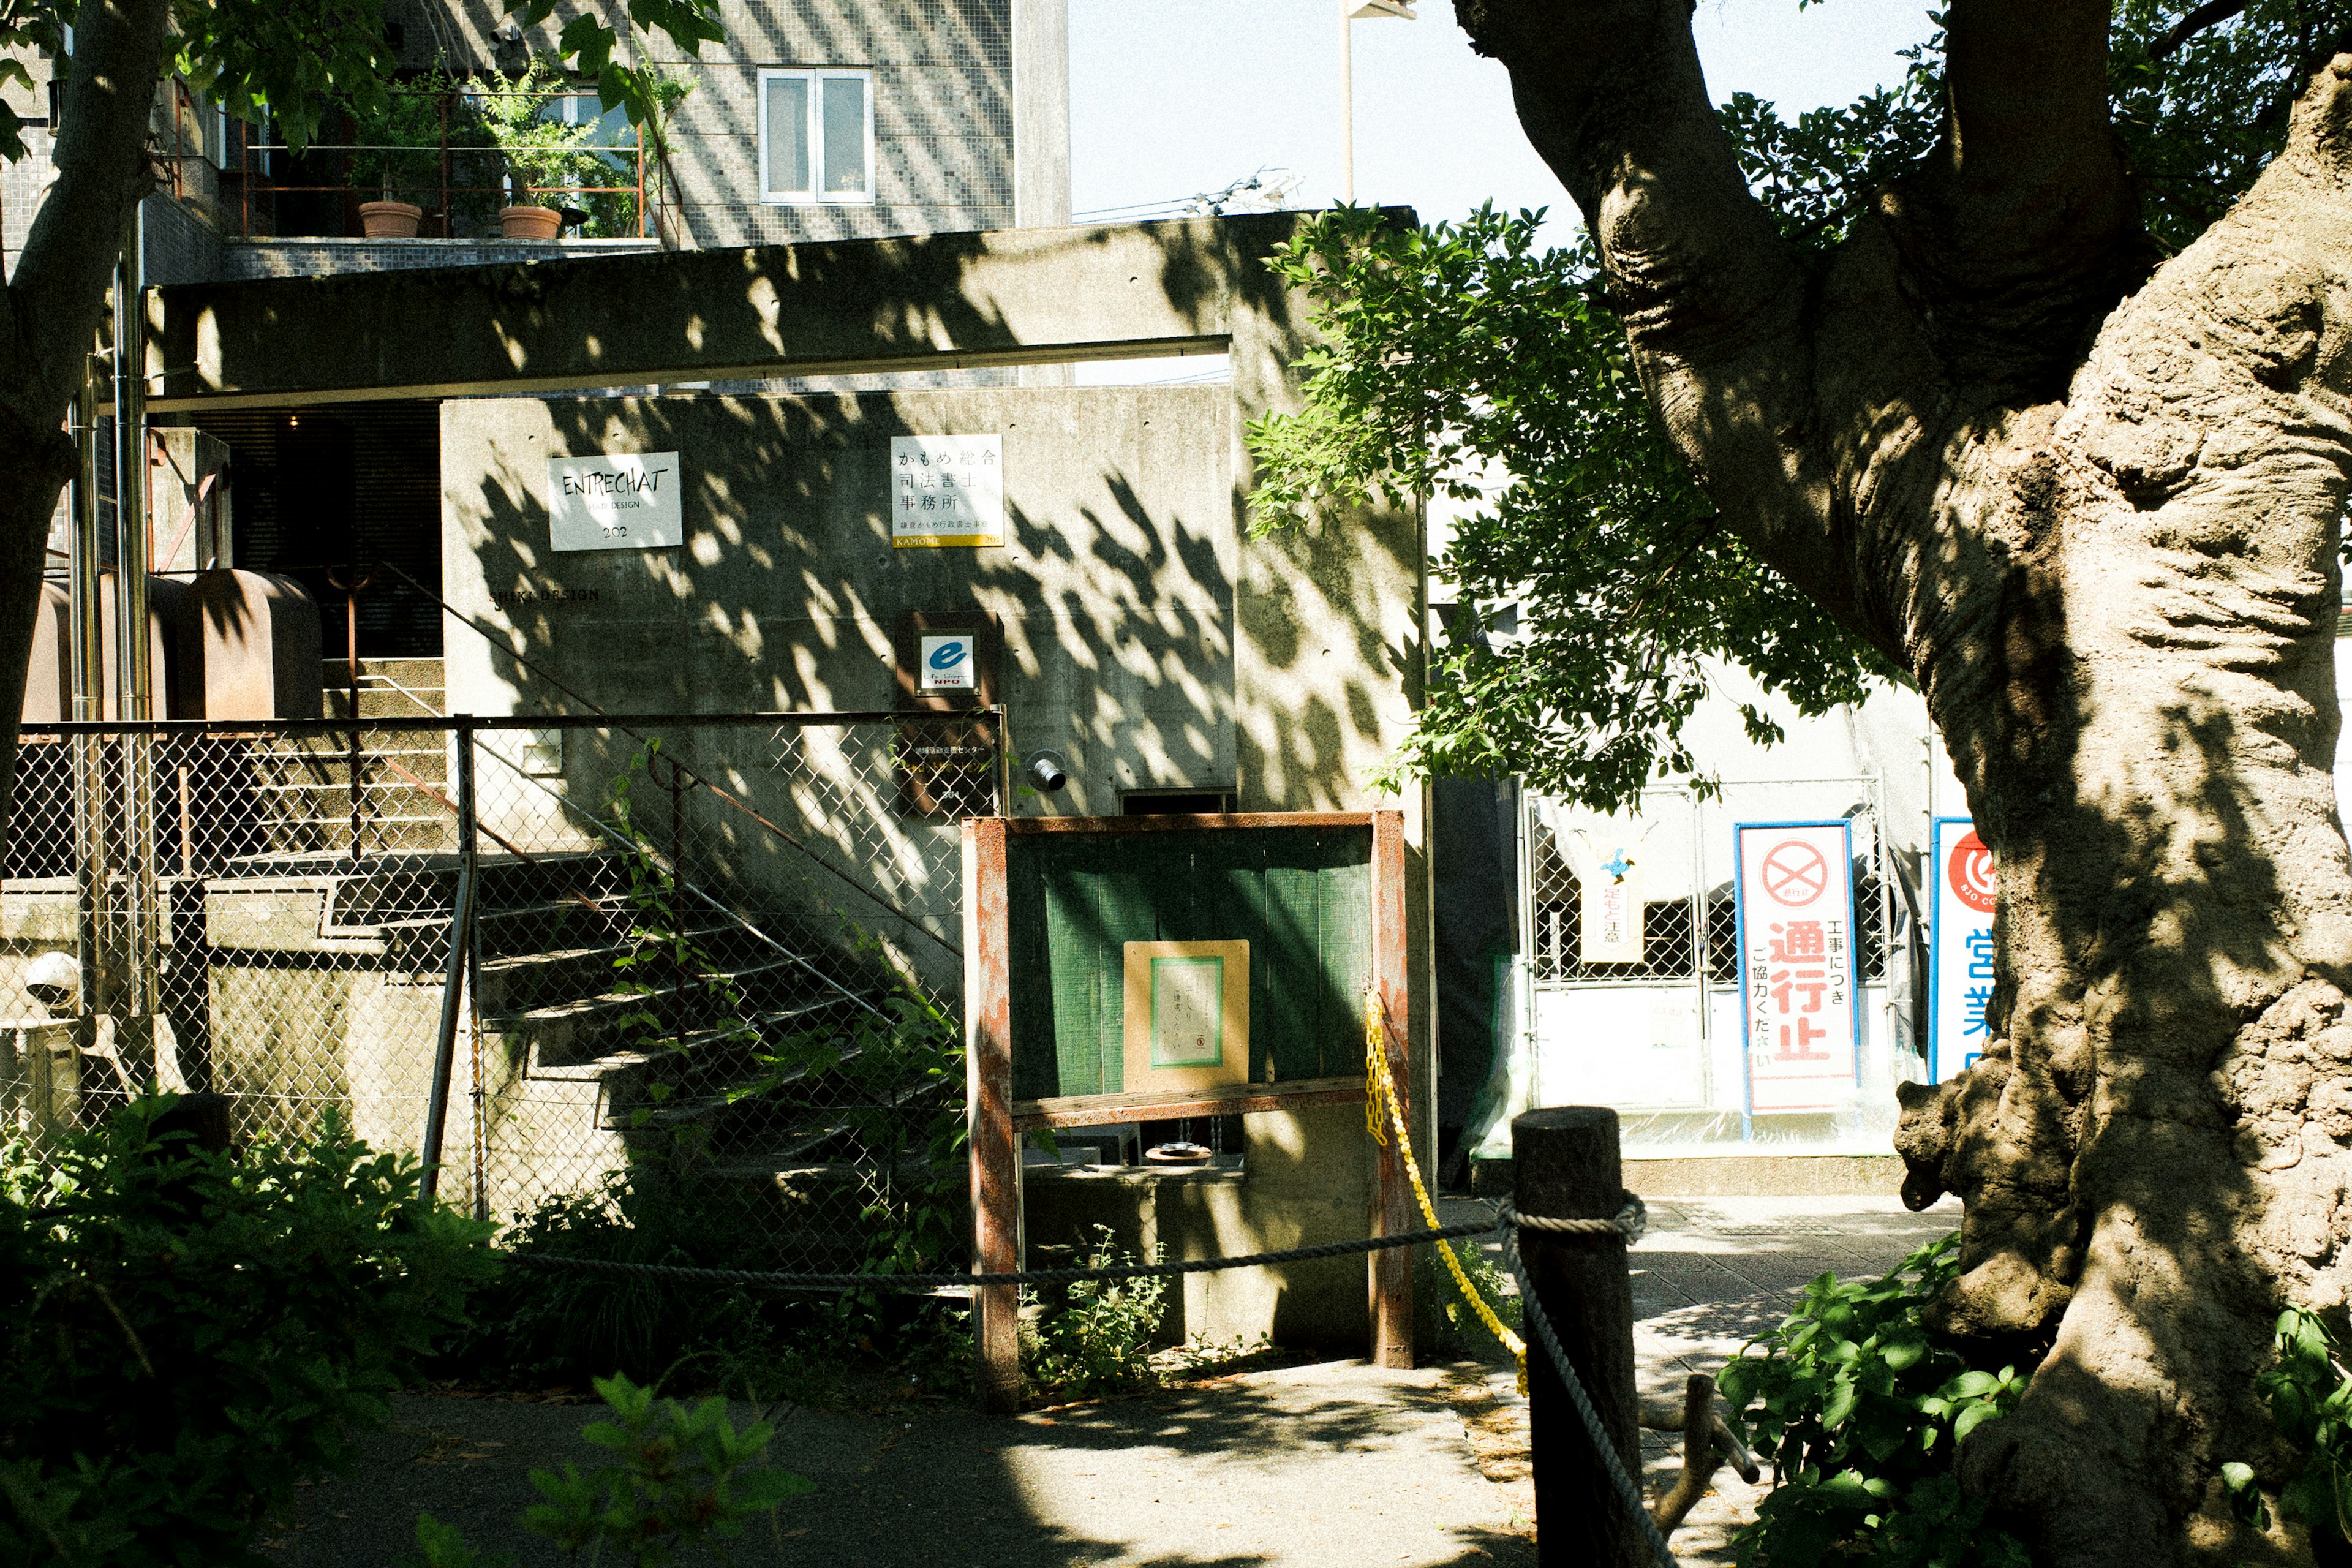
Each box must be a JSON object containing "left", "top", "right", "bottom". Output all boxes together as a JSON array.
[{"left": 918, "top": 633, "right": 975, "bottom": 692}]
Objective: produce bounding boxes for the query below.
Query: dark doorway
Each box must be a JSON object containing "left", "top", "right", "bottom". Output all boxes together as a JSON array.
[{"left": 187, "top": 400, "right": 443, "bottom": 658}]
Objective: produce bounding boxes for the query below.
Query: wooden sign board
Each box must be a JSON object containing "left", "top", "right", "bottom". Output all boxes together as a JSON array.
[{"left": 1121, "top": 940, "right": 1250, "bottom": 1093}]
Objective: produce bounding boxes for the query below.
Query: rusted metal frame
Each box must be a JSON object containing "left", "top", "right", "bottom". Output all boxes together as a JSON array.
[
  {"left": 1370, "top": 807, "right": 1414, "bottom": 1369},
  {"left": 1005, "top": 812, "right": 1373, "bottom": 835},
  {"left": 1014, "top": 1076, "right": 1366, "bottom": 1133},
  {"left": 962, "top": 816, "right": 1021, "bottom": 1412}
]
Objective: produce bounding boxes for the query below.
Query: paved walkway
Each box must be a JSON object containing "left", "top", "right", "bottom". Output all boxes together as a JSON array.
[{"left": 263, "top": 1193, "right": 1960, "bottom": 1567}]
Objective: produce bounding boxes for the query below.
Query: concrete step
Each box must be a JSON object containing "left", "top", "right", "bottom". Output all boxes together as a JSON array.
[
  {"left": 487, "top": 955, "right": 832, "bottom": 1064},
  {"left": 323, "top": 685, "right": 447, "bottom": 722}
]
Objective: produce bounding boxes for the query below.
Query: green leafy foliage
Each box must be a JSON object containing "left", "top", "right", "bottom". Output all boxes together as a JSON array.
[
  {"left": 1716, "top": 1234, "right": 2034, "bottom": 1568},
  {"left": 0, "top": 1093, "right": 496, "bottom": 1567},
  {"left": 2221, "top": 1305, "right": 2352, "bottom": 1542},
  {"left": 748, "top": 982, "right": 970, "bottom": 1293},
  {"left": 1246, "top": 204, "right": 1891, "bottom": 809},
  {"left": 1422, "top": 1238, "right": 1523, "bottom": 1362},
  {"left": 410, "top": 1372, "right": 810, "bottom": 1568},
  {"left": 502, "top": 0, "right": 722, "bottom": 137},
  {"left": 1246, "top": 7, "right": 2334, "bottom": 806},
  {"left": 1023, "top": 1225, "right": 1170, "bottom": 1398},
  {"left": 170, "top": 0, "right": 398, "bottom": 156},
  {"left": 2109, "top": 1, "right": 2352, "bottom": 254},
  {"left": 343, "top": 64, "right": 495, "bottom": 210}
]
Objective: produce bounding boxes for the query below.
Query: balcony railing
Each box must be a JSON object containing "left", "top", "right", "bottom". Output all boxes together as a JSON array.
[{"left": 164, "top": 84, "right": 656, "bottom": 243}]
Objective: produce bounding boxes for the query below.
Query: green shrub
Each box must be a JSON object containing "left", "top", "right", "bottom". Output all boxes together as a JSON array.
[
  {"left": 1717, "top": 1233, "right": 2034, "bottom": 1568},
  {"left": 0, "top": 1093, "right": 496, "bottom": 1566},
  {"left": 434, "top": 1174, "right": 786, "bottom": 1391},
  {"left": 412, "top": 1371, "right": 810, "bottom": 1568},
  {"left": 1023, "top": 1226, "right": 1169, "bottom": 1398},
  {"left": 1422, "top": 1242, "right": 1523, "bottom": 1362},
  {"left": 2221, "top": 1305, "right": 2352, "bottom": 1545}
]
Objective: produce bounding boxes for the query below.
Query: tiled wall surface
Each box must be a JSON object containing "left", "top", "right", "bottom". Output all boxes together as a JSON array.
[{"left": 4, "top": 0, "right": 1063, "bottom": 284}]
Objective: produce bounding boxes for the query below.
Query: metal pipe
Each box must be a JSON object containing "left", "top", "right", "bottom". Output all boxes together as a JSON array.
[
  {"left": 110, "top": 208, "right": 159, "bottom": 1074},
  {"left": 111, "top": 206, "right": 149, "bottom": 723},
  {"left": 421, "top": 718, "right": 478, "bottom": 1202},
  {"left": 69, "top": 346, "right": 105, "bottom": 1050}
]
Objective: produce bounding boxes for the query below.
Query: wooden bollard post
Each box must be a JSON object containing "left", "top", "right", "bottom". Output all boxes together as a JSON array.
[{"left": 1514, "top": 1106, "right": 1642, "bottom": 1568}]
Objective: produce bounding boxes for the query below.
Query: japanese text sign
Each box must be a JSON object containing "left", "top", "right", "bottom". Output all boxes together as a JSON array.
[
  {"left": 546, "top": 452, "right": 682, "bottom": 552},
  {"left": 1733, "top": 821, "right": 1861, "bottom": 1113},
  {"left": 1930, "top": 817, "right": 1995, "bottom": 1083},
  {"left": 891, "top": 434, "right": 1004, "bottom": 548}
]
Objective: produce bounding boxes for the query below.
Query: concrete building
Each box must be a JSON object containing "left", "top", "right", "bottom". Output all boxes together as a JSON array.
[{"left": 7, "top": 0, "right": 1069, "bottom": 282}]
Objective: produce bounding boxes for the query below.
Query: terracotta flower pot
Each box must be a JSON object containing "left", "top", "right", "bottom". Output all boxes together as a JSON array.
[
  {"left": 358, "top": 200, "right": 423, "bottom": 239},
  {"left": 499, "top": 205, "right": 563, "bottom": 241}
]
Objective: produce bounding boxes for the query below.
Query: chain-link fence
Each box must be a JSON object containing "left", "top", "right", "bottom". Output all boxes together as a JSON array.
[
  {"left": 1527, "top": 780, "right": 1895, "bottom": 987},
  {"left": 0, "top": 710, "right": 997, "bottom": 1271}
]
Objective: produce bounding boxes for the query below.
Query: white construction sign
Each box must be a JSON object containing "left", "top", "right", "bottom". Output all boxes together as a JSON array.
[
  {"left": 1733, "top": 821, "right": 1861, "bottom": 1113},
  {"left": 1930, "top": 817, "right": 1996, "bottom": 1082},
  {"left": 892, "top": 434, "right": 1004, "bottom": 547},
  {"left": 546, "top": 452, "right": 683, "bottom": 552}
]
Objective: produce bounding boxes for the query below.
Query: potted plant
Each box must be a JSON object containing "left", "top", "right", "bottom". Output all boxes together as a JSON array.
[
  {"left": 347, "top": 67, "right": 473, "bottom": 238},
  {"left": 481, "top": 54, "right": 600, "bottom": 240}
]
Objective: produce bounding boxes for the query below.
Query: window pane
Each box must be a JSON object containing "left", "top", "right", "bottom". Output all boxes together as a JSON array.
[
  {"left": 821, "top": 76, "right": 866, "bottom": 195},
  {"left": 764, "top": 77, "right": 809, "bottom": 196}
]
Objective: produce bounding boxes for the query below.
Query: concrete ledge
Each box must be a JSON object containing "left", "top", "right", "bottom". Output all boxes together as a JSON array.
[{"left": 1471, "top": 1153, "right": 1909, "bottom": 1199}]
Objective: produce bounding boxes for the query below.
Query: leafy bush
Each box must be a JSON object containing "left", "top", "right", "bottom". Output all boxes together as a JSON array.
[
  {"left": 2221, "top": 1305, "right": 2352, "bottom": 1545},
  {"left": 412, "top": 1372, "right": 810, "bottom": 1568},
  {"left": 0, "top": 1094, "right": 496, "bottom": 1566},
  {"left": 1023, "top": 1225, "right": 1169, "bottom": 1398},
  {"left": 434, "top": 1174, "right": 788, "bottom": 1391},
  {"left": 1717, "top": 1234, "right": 2033, "bottom": 1568},
  {"left": 344, "top": 66, "right": 496, "bottom": 214},
  {"left": 1422, "top": 1242, "right": 1523, "bottom": 1362}
]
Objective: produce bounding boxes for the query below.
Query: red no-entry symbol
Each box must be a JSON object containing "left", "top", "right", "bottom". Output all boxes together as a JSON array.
[
  {"left": 1949, "top": 831, "right": 1996, "bottom": 914},
  {"left": 1760, "top": 841, "right": 1828, "bottom": 908}
]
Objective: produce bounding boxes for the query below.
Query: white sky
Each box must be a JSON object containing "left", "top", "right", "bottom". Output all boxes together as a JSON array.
[{"left": 1068, "top": 0, "right": 1939, "bottom": 244}]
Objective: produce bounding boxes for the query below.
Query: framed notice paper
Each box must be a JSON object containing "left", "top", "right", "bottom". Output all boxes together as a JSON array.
[{"left": 1121, "top": 940, "right": 1250, "bottom": 1093}]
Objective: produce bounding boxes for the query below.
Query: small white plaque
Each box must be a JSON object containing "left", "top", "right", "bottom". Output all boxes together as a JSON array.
[
  {"left": 547, "top": 452, "right": 682, "bottom": 552},
  {"left": 918, "top": 633, "right": 975, "bottom": 691},
  {"left": 891, "top": 434, "right": 1003, "bottom": 547}
]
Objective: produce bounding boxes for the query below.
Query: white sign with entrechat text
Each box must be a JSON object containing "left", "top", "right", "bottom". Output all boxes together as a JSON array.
[{"left": 548, "top": 453, "right": 683, "bottom": 552}]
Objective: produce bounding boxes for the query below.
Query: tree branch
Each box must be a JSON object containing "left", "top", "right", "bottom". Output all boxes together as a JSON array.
[
  {"left": 1877, "top": 0, "right": 2144, "bottom": 401},
  {"left": 1455, "top": 1, "right": 1855, "bottom": 609},
  {"left": 1457, "top": 0, "right": 1801, "bottom": 377},
  {"left": 9, "top": 0, "right": 172, "bottom": 418},
  {"left": 2150, "top": 0, "right": 2253, "bottom": 62}
]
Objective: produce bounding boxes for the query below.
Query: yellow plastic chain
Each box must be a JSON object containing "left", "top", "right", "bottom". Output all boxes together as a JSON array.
[{"left": 1364, "top": 987, "right": 1529, "bottom": 1393}]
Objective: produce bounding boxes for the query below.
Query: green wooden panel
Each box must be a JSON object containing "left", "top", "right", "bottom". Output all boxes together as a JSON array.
[
  {"left": 1006, "top": 847, "right": 1059, "bottom": 1099},
  {"left": 1039, "top": 843, "right": 1105, "bottom": 1098},
  {"left": 1010, "top": 825, "right": 1373, "bottom": 1098},
  {"left": 1316, "top": 851, "right": 1373, "bottom": 1077},
  {"left": 1196, "top": 834, "right": 1273, "bottom": 1081},
  {"left": 1262, "top": 861, "right": 1324, "bottom": 1083},
  {"left": 1087, "top": 845, "right": 1163, "bottom": 1095}
]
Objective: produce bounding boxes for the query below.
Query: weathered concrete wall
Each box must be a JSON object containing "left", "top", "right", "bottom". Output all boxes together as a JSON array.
[
  {"left": 148, "top": 212, "right": 1315, "bottom": 409},
  {"left": 1025, "top": 1103, "right": 1381, "bottom": 1350},
  {"left": 440, "top": 381, "right": 1417, "bottom": 824}
]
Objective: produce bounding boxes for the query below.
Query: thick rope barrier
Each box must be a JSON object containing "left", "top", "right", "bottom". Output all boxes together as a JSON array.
[{"left": 499, "top": 1215, "right": 1504, "bottom": 1292}]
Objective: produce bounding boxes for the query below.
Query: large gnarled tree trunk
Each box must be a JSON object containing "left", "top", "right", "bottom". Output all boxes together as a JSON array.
[{"left": 1459, "top": 3, "right": 2352, "bottom": 1564}]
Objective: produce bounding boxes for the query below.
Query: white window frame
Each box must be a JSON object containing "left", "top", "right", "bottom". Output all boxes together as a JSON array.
[{"left": 757, "top": 67, "right": 874, "bottom": 206}]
